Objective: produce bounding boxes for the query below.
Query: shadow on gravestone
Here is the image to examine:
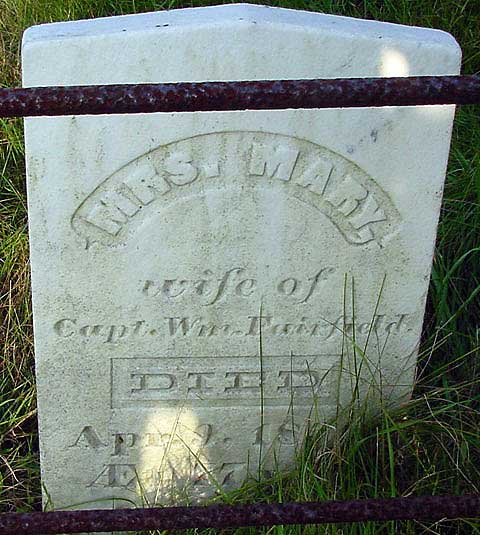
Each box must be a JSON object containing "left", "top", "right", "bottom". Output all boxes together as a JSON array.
[{"left": 22, "top": 3, "right": 460, "bottom": 510}]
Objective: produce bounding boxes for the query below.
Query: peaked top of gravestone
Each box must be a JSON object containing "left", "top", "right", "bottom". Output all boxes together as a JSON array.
[{"left": 23, "top": 3, "right": 459, "bottom": 51}]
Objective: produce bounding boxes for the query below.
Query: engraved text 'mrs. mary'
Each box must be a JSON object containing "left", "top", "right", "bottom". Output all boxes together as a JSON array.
[{"left": 71, "top": 131, "right": 401, "bottom": 248}]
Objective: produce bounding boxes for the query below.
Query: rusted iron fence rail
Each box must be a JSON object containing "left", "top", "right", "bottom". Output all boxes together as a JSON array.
[
  {"left": 0, "top": 75, "right": 479, "bottom": 117},
  {"left": 1, "top": 495, "right": 480, "bottom": 534}
]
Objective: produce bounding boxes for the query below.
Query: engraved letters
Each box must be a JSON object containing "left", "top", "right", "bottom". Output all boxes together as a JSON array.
[
  {"left": 111, "top": 356, "right": 335, "bottom": 408},
  {"left": 84, "top": 421, "right": 293, "bottom": 493},
  {"left": 88, "top": 463, "right": 138, "bottom": 489},
  {"left": 53, "top": 313, "right": 410, "bottom": 342},
  {"left": 69, "top": 426, "right": 106, "bottom": 449},
  {"left": 143, "top": 266, "right": 334, "bottom": 305},
  {"left": 53, "top": 318, "right": 147, "bottom": 343},
  {"left": 71, "top": 132, "right": 401, "bottom": 247},
  {"left": 249, "top": 143, "right": 299, "bottom": 181}
]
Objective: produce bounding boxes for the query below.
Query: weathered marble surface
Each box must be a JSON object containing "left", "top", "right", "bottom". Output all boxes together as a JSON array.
[{"left": 23, "top": 4, "right": 460, "bottom": 510}]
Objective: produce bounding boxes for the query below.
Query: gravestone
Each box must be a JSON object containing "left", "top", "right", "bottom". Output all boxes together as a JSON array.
[{"left": 23, "top": 4, "right": 461, "bottom": 510}]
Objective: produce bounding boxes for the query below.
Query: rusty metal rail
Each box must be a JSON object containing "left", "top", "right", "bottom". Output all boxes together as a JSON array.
[
  {"left": 1, "top": 494, "right": 480, "bottom": 534},
  {"left": 0, "top": 75, "right": 479, "bottom": 117}
]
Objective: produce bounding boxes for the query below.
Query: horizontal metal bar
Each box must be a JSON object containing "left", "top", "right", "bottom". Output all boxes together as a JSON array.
[
  {"left": 1, "top": 494, "right": 479, "bottom": 534},
  {"left": 1, "top": 75, "right": 479, "bottom": 117}
]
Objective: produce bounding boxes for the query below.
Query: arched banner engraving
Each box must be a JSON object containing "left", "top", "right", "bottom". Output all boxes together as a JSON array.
[{"left": 71, "top": 131, "right": 401, "bottom": 248}]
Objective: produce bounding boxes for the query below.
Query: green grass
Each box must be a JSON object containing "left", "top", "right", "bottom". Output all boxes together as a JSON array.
[{"left": 1, "top": 0, "right": 480, "bottom": 533}]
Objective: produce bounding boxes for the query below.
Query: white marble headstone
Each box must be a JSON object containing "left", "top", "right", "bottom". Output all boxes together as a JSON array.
[{"left": 23, "top": 4, "right": 460, "bottom": 510}]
